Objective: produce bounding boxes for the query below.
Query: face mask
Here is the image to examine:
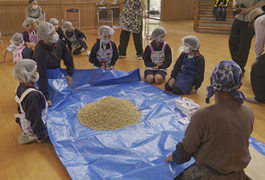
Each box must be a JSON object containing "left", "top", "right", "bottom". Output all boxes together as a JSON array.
[
  {"left": 32, "top": 5, "right": 38, "bottom": 9},
  {"left": 31, "top": 73, "right": 39, "bottom": 82},
  {"left": 28, "top": 26, "right": 35, "bottom": 31},
  {"left": 157, "top": 37, "right": 165, "bottom": 43},
  {"left": 50, "top": 33, "right": 59, "bottom": 43},
  {"left": 55, "top": 25, "right": 59, "bottom": 28},
  {"left": 17, "top": 41, "right": 24, "bottom": 46},
  {"left": 183, "top": 45, "right": 191, "bottom": 54},
  {"left": 102, "top": 39, "right": 110, "bottom": 44}
]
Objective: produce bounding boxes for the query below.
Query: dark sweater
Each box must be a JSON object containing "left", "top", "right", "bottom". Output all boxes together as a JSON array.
[
  {"left": 16, "top": 83, "right": 47, "bottom": 141},
  {"left": 170, "top": 51, "right": 205, "bottom": 90},
  {"left": 22, "top": 30, "right": 30, "bottom": 43},
  {"left": 32, "top": 40, "right": 74, "bottom": 100},
  {"left": 172, "top": 99, "right": 254, "bottom": 175},
  {"left": 89, "top": 39, "right": 118, "bottom": 67},
  {"left": 143, "top": 41, "right": 172, "bottom": 69}
]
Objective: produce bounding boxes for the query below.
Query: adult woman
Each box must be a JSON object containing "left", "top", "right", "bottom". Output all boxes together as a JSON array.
[
  {"left": 32, "top": 22, "right": 74, "bottom": 107},
  {"left": 25, "top": 0, "right": 44, "bottom": 23}
]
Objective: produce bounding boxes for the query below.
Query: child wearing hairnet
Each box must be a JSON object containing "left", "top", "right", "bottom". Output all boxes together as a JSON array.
[
  {"left": 22, "top": 17, "right": 38, "bottom": 50},
  {"left": 143, "top": 27, "right": 172, "bottom": 84},
  {"left": 89, "top": 25, "right": 118, "bottom": 70},
  {"left": 6, "top": 33, "right": 34, "bottom": 64},
  {"left": 13, "top": 59, "right": 48, "bottom": 144},
  {"left": 62, "top": 21, "right": 89, "bottom": 55},
  {"left": 49, "top": 18, "right": 65, "bottom": 41},
  {"left": 165, "top": 36, "right": 205, "bottom": 95}
]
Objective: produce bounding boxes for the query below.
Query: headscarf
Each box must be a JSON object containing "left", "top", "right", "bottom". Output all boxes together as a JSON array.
[{"left": 206, "top": 60, "right": 245, "bottom": 104}]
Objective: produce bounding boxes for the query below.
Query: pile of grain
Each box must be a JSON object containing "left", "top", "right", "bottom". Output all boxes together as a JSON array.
[{"left": 77, "top": 96, "right": 141, "bottom": 130}]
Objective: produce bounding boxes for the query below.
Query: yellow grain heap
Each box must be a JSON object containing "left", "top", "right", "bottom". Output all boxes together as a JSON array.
[{"left": 77, "top": 96, "right": 141, "bottom": 130}]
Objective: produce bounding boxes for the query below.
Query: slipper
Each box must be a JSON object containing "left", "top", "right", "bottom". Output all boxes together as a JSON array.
[{"left": 18, "top": 131, "right": 36, "bottom": 144}]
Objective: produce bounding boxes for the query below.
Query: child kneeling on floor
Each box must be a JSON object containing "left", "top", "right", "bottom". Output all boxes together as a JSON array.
[
  {"left": 89, "top": 25, "right": 118, "bottom": 70},
  {"left": 143, "top": 26, "right": 172, "bottom": 84},
  {"left": 165, "top": 35, "right": 205, "bottom": 95},
  {"left": 13, "top": 59, "right": 48, "bottom": 144}
]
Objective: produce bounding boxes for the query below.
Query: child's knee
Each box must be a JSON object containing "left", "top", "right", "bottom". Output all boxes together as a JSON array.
[
  {"left": 154, "top": 75, "right": 164, "bottom": 84},
  {"left": 145, "top": 75, "right": 154, "bottom": 83}
]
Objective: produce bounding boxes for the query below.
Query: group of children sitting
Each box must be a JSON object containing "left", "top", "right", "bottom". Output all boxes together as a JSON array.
[{"left": 10, "top": 17, "right": 205, "bottom": 144}]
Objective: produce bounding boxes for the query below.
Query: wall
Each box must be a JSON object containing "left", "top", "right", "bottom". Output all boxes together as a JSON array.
[{"left": 161, "top": 0, "right": 195, "bottom": 21}]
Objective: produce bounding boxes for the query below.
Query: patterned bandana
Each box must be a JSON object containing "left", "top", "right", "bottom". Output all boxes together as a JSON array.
[{"left": 206, "top": 60, "right": 245, "bottom": 104}]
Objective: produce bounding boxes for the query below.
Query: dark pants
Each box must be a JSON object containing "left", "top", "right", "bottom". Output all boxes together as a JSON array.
[
  {"left": 213, "top": 7, "right": 226, "bottom": 21},
  {"left": 229, "top": 18, "right": 255, "bottom": 73},
  {"left": 251, "top": 54, "right": 265, "bottom": 103},
  {"left": 165, "top": 78, "right": 184, "bottom": 95},
  {"left": 118, "top": 23, "right": 143, "bottom": 56},
  {"left": 73, "top": 38, "right": 88, "bottom": 55}
]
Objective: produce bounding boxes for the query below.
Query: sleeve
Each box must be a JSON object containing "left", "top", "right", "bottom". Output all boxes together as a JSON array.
[
  {"left": 60, "top": 40, "right": 75, "bottom": 77},
  {"left": 24, "top": 91, "right": 47, "bottom": 141},
  {"left": 143, "top": 45, "right": 156, "bottom": 67},
  {"left": 181, "top": 111, "right": 205, "bottom": 153},
  {"left": 172, "top": 142, "right": 193, "bottom": 164},
  {"left": 38, "top": 7, "right": 44, "bottom": 21},
  {"left": 214, "top": 0, "right": 218, "bottom": 7},
  {"left": 22, "top": 31, "right": 30, "bottom": 42},
  {"left": 22, "top": 47, "right": 33, "bottom": 59},
  {"left": 254, "top": 18, "right": 265, "bottom": 59},
  {"left": 170, "top": 53, "right": 184, "bottom": 79},
  {"left": 25, "top": 7, "right": 29, "bottom": 18},
  {"left": 159, "top": 44, "right": 172, "bottom": 69},
  {"left": 57, "top": 28, "right": 65, "bottom": 40},
  {"left": 194, "top": 55, "right": 205, "bottom": 90},
  {"left": 110, "top": 42, "right": 119, "bottom": 66},
  {"left": 32, "top": 49, "right": 49, "bottom": 100},
  {"left": 223, "top": 0, "right": 228, "bottom": 7},
  {"left": 75, "top": 29, "right": 86, "bottom": 40},
  {"left": 89, "top": 42, "right": 102, "bottom": 67}
]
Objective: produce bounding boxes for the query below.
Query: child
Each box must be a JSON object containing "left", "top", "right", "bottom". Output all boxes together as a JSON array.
[
  {"left": 213, "top": 0, "right": 229, "bottom": 22},
  {"left": 143, "top": 26, "right": 172, "bottom": 84},
  {"left": 62, "top": 21, "right": 89, "bottom": 55},
  {"left": 22, "top": 17, "right": 38, "bottom": 49},
  {"left": 165, "top": 35, "right": 205, "bottom": 95},
  {"left": 6, "top": 33, "right": 34, "bottom": 64},
  {"left": 12, "top": 59, "right": 48, "bottom": 144},
  {"left": 89, "top": 25, "right": 118, "bottom": 69},
  {"left": 49, "top": 18, "right": 65, "bottom": 41}
]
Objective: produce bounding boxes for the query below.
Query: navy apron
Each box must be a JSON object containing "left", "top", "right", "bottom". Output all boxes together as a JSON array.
[{"left": 174, "top": 52, "right": 197, "bottom": 94}]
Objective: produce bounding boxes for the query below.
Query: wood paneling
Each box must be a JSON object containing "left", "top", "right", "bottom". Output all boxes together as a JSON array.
[{"left": 161, "top": 0, "right": 195, "bottom": 21}]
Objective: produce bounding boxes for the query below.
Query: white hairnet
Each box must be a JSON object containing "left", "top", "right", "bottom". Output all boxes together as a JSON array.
[
  {"left": 182, "top": 35, "right": 200, "bottom": 50},
  {"left": 13, "top": 59, "right": 37, "bottom": 83},
  {"left": 62, "top": 21, "right": 72, "bottom": 31},
  {"left": 22, "top": 17, "right": 36, "bottom": 28},
  {"left": 98, "top": 25, "right": 114, "bottom": 38},
  {"left": 37, "top": 22, "right": 55, "bottom": 41},
  {"left": 149, "top": 26, "right": 167, "bottom": 40},
  {"left": 49, "top": 18, "right": 59, "bottom": 25},
  {"left": 10, "top": 33, "right": 23, "bottom": 44}
]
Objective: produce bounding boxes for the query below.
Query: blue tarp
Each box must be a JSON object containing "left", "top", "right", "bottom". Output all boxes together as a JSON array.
[{"left": 45, "top": 68, "right": 265, "bottom": 180}]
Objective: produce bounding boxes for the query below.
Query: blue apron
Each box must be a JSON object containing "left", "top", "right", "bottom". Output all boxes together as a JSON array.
[{"left": 174, "top": 52, "right": 198, "bottom": 94}]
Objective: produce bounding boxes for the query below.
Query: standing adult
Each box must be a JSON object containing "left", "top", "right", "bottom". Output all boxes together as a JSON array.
[
  {"left": 25, "top": 0, "right": 44, "bottom": 24},
  {"left": 32, "top": 22, "right": 74, "bottom": 107},
  {"left": 246, "top": 8, "right": 265, "bottom": 104},
  {"left": 165, "top": 60, "right": 254, "bottom": 179},
  {"left": 228, "top": 0, "right": 265, "bottom": 73},
  {"left": 118, "top": 0, "right": 146, "bottom": 60}
]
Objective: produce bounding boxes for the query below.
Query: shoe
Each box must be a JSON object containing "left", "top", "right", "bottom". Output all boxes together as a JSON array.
[
  {"left": 118, "top": 54, "right": 126, "bottom": 58},
  {"left": 245, "top": 97, "right": 259, "bottom": 104},
  {"left": 215, "top": 19, "right": 219, "bottom": 22},
  {"left": 137, "top": 55, "right": 143, "bottom": 60},
  {"left": 81, "top": 48, "right": 85, "bottom": 52},
  {"left": 18, "top": 131, "right": 36, "bottom": 144},
  {"left": 86, "top": 50, "right": 90, "bottom": 56}
]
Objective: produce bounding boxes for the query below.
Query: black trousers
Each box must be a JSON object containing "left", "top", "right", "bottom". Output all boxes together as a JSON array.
[
  {"left": 229, "top": 18, "right": 255, "bottom": 72},
  {"left": 251, "top": 54, "right": 265, "bottom": 103},
  {"left": 118, "top": 23, "right": 143, "bottom": 56}
]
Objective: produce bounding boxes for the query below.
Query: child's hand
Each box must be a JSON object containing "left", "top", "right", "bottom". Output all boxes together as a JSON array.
[
  {"left": 219, "top": 2, "right": 223, "bottom": 7},
  {"left": 153, "top": 66, "right": 159, "bottom": 70},
  {"left": 101, "top": 66, "right": 107, "bottom": 70},
  {"left": 164, "top": 154, "right": 173, "bottom": 162},
  {"left": 157, "top": 62, "right": 163, "bottom": 66},
  {"left": 190, "top": 88, "right": 197, "bottom": 94},
  {"left": 168, "top": 78, "right": 175, "bottom": 88},
  {"left": 47, "top": 100, "right": 53, "bottom": 107},
  {"left": 109, "top": 66, "right": 114, "bottom": 70},
  {"left": 82, "top": 38, "right": 86, "bottom": 42},
  {"left": 65, "top": 76, "right": 73, "bottom": 88}
]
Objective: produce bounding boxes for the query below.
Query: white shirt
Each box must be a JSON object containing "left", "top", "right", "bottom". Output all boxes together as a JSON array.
[{"left": 254, "top": 15, "right": 265, "bottom": 59}]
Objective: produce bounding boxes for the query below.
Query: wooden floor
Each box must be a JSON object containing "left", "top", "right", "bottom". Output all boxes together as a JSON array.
[{"left": 0, "top": 20, "right": 264, "bottom": 179}]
